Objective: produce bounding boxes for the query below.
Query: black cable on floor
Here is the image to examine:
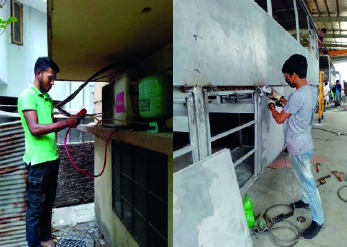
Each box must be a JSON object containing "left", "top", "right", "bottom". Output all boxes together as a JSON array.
[{"left": 338, "top": 185, "right": 347, "bottom": 203}]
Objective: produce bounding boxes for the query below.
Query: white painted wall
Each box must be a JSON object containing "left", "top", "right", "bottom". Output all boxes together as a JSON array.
[
  {"left": 0, "top": 2, "right": 51, "bottom": 97},
  {"left": 50, "top": 81, "right": 96, "bottom": 114},
  {"left": 0, "top": 1, "right": 10, "bottom": 85},
  {"left": 0, "top": 1, "right": 94, "bottom": 115}
]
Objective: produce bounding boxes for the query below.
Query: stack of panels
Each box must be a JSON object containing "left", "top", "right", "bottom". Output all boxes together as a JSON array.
[{"left": 0, "top": 121, "right": 27, "bottom": 246}]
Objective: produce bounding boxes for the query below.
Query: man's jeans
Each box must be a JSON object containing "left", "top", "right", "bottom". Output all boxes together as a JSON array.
[
  {"left": 25, "top": 158, "right": 59, "bottom": 247},
  {"left": 289, "top": 150, "right": 324, "bottom": 225},
  {"left": 334, "top": 91, "right": 340, "bottom": 101}
]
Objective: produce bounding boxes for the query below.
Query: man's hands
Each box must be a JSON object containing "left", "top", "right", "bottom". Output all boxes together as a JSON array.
[
  {"left": 65, "top": 115, "right": 81, "bottom": 128},
  {"left": 268, "top": 88, "right": 282, "bottom": 101},
  {"left": 268, "top": 99, "right": 277, "bottom": 109},
  {"left": 24, "top": 110, "right": 81, "bottom": 136}
]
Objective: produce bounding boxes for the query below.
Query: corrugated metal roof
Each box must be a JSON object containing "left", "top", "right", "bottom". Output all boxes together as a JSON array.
[{"left": 0, "top": 120, "right": 27, "bottom": 246}]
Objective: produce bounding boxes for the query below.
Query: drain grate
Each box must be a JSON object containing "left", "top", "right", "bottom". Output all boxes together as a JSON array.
[{"left": 58, "top": 239, "right": 87, "bottom": 247}]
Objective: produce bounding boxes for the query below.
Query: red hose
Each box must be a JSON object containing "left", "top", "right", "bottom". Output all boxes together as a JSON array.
[{"left": 64, "top": 127, "right": 117, "bottom": 178}]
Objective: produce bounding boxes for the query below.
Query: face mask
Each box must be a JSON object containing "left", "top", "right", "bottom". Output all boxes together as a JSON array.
[{"left": 285, "top": 77, "right": 295, "bottom": 88}]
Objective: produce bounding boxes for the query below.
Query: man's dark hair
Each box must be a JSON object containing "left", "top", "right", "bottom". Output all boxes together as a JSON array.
[
  {"left": 336, "top": 80, "right": 340, "bottom": 83},
  {"left": 34, "top": 57, "right": 60, "bottom": 75},
  {"left": 321, "top": 28, "right": 327, "bottom": 34},
  {"left": 325, "top": 82, "right": 328, "bottom": 86},
  {"left": 282, "top": 54, "right": 308, "bottom": 79}
]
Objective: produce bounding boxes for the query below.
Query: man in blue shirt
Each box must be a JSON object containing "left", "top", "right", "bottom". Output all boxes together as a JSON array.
[
  {"left": 335, "top": 80, "right": 342, "bottom": 101},
  {"left": 267, "top": 54, "right": 324, "bottom": 239}
]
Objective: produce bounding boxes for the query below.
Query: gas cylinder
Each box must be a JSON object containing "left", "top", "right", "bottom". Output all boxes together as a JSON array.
[{"left": 139, "top": 74, "right": 172, "bottom": 121}]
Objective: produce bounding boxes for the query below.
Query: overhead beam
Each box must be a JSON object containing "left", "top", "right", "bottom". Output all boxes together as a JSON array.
[
  {"left": 313, "top": 0, "right": 321, "bottom": 15},
  {"left": 321, "top": 44, "right": 347, "bottom": 48},
  {"left": 288, "top": 29, "right": 347, "bottom": 38},
  {"left": 327, "top": 50, "right": 347, "bottom": 57},
  {"left": 324, "top": 34, "right": 347, "bottom": 38},
  {"left": 313, "top": 16, "right": 347, "bottom": 22},
  {"left": 277, "top": 17, "right": 306, "bottom": 23},
  {"left": 279, "top": 0, "right": 296, "bottom": 20},
  {"left": 262, "top": 0, "right": 291, "bottom": 29},
  {"left": 323, "top": 0, "right": 330, "bottom": 16},
  {"left": 273, "top": 7, "right": 301, "bottom": 13}
]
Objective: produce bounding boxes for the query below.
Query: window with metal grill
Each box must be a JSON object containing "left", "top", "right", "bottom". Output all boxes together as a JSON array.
[
  {"left": 11, "top": 0, "right": 23, "bottom": 45},
  {"left": 112, "top": 141, "right": 168, "bottom": 247}
]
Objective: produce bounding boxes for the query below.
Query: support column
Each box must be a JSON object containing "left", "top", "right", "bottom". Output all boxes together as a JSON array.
[
  {"left": 307, "top": 16, "right": 312, "bottom": 50},
  {"left": 293, "top": 0, "right": 300, "bottom": 41},
  {"left": 267, "top": 0, "right": 272, "bottom": 17},
  {"left": 186, "top": 86, "right": 211, "bottom": 163}
]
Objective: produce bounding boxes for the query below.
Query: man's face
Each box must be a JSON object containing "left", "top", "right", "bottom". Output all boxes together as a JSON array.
[
  {"left": 37, "top": 68, "right": 56, "bottom": 93},
  {"left": 284, "top": 73, "right": 296, "bottom": 88}
]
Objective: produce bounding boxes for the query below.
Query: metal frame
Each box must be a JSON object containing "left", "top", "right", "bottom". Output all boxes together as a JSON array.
[{"left": 173, "top": 86, "right": 260, "bottom": 192}]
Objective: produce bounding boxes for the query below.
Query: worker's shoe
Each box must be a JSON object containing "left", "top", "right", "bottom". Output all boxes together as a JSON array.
[
  {"left": 302, "top": 220, "right": 323, "bottom": 239},
  {"left": 289, "top": 200, "right": 310, "bottom": 209}
]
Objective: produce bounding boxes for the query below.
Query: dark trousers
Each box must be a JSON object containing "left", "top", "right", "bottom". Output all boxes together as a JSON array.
[{"left": 25, "top": 158, "right": 60, "bottom": 247}]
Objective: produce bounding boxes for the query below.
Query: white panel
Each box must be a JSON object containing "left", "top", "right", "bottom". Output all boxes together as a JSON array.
[
  {"left": 173, "top": 149, "right": 253, "bottom": 247},
  {"left": 173, "top": 115, "right": 189, "bottom": 132},
  {"left": 209, "top": 103, "right": 254, "bottom": 113},
  {"left": 173, "top": 0, "right": 319, "bottom": 86}
]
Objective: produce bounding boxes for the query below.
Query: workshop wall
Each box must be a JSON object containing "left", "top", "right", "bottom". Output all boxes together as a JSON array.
[
  {"left": 173, "top": 0, "right": 319, "bottom": 86},
  {"left": 54, "top": 142, "right": 94, "bottom": 208}
]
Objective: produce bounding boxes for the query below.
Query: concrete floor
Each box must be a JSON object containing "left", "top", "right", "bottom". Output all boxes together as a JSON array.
[
  {"left": 51, "top": 203, "right": 109, "bottom": 246},
  {"left": 248, "top": 105, "right": 347, "bottom": 247}
]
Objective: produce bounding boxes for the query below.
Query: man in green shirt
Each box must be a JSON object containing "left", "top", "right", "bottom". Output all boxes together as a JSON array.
[{"left": 18, "top": 57, "right": 81, "bottom": 247}]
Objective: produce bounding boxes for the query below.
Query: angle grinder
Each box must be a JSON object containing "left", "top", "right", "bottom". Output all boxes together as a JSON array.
[{"left": 257, "top": 86, "right": 283, "bottom": 107}]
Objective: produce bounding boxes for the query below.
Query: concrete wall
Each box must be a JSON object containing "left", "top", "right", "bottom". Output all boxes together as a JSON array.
[
  {"left": 55, "top": 142, "right": 94, "bottom": 208},
  {"left": 173, "top": 0, "right": 319, "bottom": 86},
  {"left": 94, "top": 137, "right": 139, "bottom": 247}
]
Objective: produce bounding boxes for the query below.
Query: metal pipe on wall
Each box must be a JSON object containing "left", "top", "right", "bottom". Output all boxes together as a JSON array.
[
  {"left": 293, "top": 0, "right": 300, "bottom": 42},
  {"left": 267, "top": 0, "right": 272, "bottom": 17}
]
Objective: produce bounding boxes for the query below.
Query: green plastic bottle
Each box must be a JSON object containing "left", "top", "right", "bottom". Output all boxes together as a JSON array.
[{"left": 243, "top": 195, "right": 255, "bottom": 228}]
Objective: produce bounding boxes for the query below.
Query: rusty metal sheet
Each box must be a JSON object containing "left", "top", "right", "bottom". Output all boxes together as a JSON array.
[{"left": 0, "top": 121, "right": 27, "bottom": 246}]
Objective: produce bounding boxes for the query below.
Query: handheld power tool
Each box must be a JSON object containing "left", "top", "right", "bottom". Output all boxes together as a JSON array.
[
  {"left": 257, "top": 86, "right": 284, "bottom": 107},
  {"left": 317, "top": 175, "right": 331, "bottom": 187}
]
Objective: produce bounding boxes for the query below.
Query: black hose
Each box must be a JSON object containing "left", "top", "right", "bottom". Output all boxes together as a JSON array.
[
  {"left": 264, "top": 204, "right": 300, "bottom": 247},
  {"left": 338, "top": 185, "right": 347, "bottom": 202},
  {"left": 56, "top": 63, "right": 146, "bottom": 117},
  {"left": 269, "top": 221, "right": 300, "bottom": 247}
]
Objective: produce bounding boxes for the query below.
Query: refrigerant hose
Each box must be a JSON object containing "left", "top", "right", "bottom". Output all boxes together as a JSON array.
[
  {"left": 64, "top": 115, "right": 149, "bottom": 178},
  {"left": 64, "top": 127, "right": 117, "bottom": 178}
]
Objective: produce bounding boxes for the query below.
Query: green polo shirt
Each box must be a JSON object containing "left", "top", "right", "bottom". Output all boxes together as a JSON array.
[{"left": 18, "top": 85, "right": 59, "bottom": 166}]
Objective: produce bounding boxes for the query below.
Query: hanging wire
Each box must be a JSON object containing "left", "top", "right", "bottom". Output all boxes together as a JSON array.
[{"left": 55, "top": 63, "right": 145, "bottom": 117}]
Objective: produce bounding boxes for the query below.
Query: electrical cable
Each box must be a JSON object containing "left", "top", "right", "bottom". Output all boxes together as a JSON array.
[
  {"left": 64, "top": 127, "right": 117, "bottom": 178},
  {"left": 264, "top": 204, "right": 300, "bottom": 246},
  {"left": 337, "top": 185, "right": 347, "bottom": 203},
  {"left": 64, "top": 114, "right": 150, "bottom": 178},
  {"left": 86, "top": 115, "right": 148, "bottom": 133},
  {"left": 269, "top": 221, "right": 300, "bottom": 247},
  {"left": 313, "top": 127, "right": 347, "bottom": 136},
  {"left": 56, "top": 63, "right": 145, "bottom": 117},
  {"left": 264, "top": 122, "right": 301, "bottom": 246}
]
